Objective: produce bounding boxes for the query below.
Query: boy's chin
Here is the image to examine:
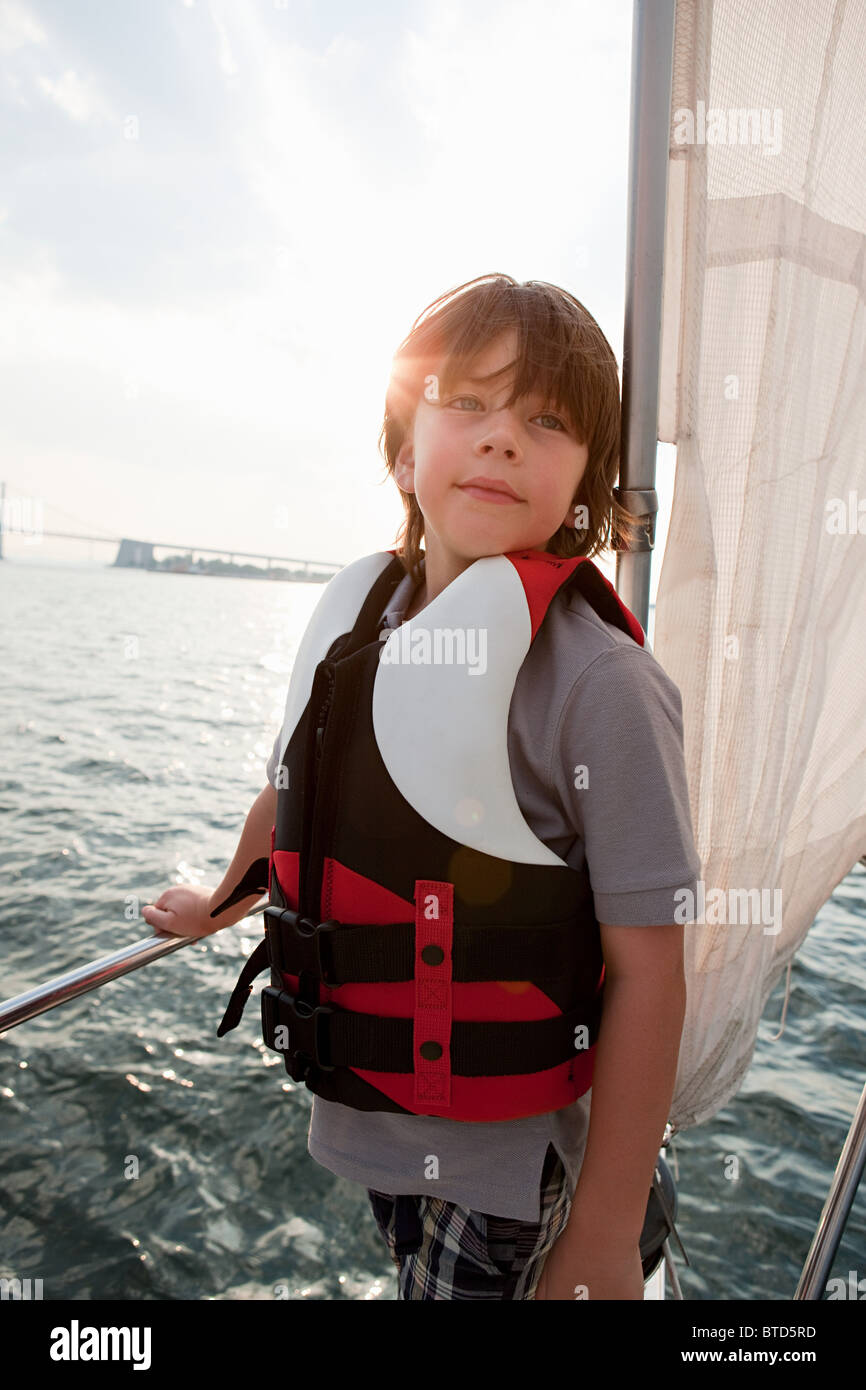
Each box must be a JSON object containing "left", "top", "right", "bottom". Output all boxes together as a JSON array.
[{"left": 428, "top": 527, "right": 554, "bottom": 563}]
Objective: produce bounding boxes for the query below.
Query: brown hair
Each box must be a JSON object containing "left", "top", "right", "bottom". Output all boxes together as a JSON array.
[{"left": 377, "top": 273, "right": 643, "bottom": 587}]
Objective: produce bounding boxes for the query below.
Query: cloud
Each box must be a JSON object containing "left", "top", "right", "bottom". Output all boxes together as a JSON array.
[
  {"left": 0, "top": 0, "right": 45, "bottom": 55},
  {"left": 35, "top": 66, "right": 112, "bottom": 122},
  {"left": 2, "top": 0, "right": 635, "bottom": 565},
  {"left": 208, "top": 3, "right": 239, "bottom": 77}
]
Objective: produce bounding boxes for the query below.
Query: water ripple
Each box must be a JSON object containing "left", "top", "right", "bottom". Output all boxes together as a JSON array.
[{"left": 0, "top": 561, "right": 863, "bottom": 1300}]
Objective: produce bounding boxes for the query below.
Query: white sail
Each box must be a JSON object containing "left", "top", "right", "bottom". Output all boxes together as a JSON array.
[{"left": 655, "top": 0, "right": 866, "bottom": 1128}]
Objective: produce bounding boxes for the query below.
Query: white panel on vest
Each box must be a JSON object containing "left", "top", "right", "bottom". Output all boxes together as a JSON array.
[
  {"left": 274, "top": 551, "right": 394, "bottom": 763},
  {"left": 372, "top": 554, "right": 567, "bottom": 867}
]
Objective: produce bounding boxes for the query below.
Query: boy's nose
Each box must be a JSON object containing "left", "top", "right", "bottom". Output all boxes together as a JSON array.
[{"left": 476, "top": 439, "right": 518, "bottom": 458}]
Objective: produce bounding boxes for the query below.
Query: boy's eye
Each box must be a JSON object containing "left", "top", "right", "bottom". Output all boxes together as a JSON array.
[{"left": 446, "top": 396, "right": 568, "bottom": 431}]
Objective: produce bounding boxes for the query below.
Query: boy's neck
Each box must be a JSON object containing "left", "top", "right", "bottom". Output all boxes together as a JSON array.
[
  {"left": 405, "top": 538, "right": 550, "bottom": 621},
  {"left": 403, "top": 547, "right": 462, "bottom": 621}
]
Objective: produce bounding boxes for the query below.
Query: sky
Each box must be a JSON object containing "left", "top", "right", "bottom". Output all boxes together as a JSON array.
[{"left": 0, "top": 0, "right": 675, "bottom": 593}]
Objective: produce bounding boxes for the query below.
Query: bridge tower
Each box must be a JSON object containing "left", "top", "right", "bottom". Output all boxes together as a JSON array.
[{"left": 114, "top": 538, "right": 155, "bottom": 568}]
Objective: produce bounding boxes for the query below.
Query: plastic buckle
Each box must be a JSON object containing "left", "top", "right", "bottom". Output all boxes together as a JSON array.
[
  {"left": 264, "top": 907, "right": 340, "bottom": 985},
  {"left": 260, "top": 987, "right": 336, "bottom": 1072}
]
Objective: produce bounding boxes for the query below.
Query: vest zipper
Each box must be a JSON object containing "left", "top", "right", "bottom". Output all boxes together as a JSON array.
[
  {"left": 315, "top": 683, "right": 332, "bottom": 772},
  {"left": 314, "top": 672, "right": 334, "bottom": 773},
  {"left": 302, "top": 661, "right": 336, "bottom": 919}
]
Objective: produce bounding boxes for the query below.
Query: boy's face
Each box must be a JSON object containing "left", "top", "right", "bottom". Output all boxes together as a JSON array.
[{"left": 394, "top": 327, "right": 589, "bottom": 570}]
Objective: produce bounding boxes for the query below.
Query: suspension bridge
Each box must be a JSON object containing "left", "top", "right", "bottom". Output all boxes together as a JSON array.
[{"left": 0, "top": 483, "right": 343, "bottom": 581}]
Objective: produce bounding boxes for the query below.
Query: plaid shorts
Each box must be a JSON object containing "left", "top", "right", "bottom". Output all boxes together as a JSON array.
[{"left": 367, "top": 1141, "right": 571, "bottom": 1300}]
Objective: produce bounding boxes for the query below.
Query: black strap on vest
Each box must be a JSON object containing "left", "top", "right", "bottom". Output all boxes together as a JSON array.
[
  {"left": 264, "top": 907, "right": 589, "bottom": 983},
  {"left": 216, "top": 907, "right": 597, "bottom": 1037},
  {"left": 338, "top": 553, "right": 408, "bottom": 659},
  {"left": 258, "top": 985, "right": 601, "bottom": 1077},
  {"left": 217, "top": 937, "right": 271, "bottom": 1036},
  {"left": 208, "top": 858, "right": 270, "bottom": 918}
]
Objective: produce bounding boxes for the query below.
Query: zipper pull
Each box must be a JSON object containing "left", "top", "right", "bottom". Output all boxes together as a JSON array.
[{"left": 314, "top": 665, "right": 335, "bottom": 765}]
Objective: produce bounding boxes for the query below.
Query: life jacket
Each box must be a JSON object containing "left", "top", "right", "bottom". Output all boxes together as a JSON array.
[{"left": 216, "top": 547, "right": 645, "bottom": 1122}]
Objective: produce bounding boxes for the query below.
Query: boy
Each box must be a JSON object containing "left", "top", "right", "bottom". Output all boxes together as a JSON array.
[{"left": 143, "top": 275, "right": 699, "bottom": 1300}]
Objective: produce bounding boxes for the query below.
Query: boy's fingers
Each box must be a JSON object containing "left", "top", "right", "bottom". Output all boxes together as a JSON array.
[
  {"left": 143, "top": 904, "right": 174, "bottom": 927},
  {"left": 149, "top": 912, "right": 181, "bottom": 938}
]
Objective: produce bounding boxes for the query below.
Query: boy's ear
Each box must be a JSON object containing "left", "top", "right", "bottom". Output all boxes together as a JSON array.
[{"left": 394, "top": 440, "right": 416, "bottom": 494}]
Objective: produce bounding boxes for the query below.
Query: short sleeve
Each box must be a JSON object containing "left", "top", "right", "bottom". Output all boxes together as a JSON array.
[
  {"left": 548, "top": 646, "right": 701, "bottom": 925},
  {"left": 265, "top": 729, "right": 282, "bottom": 788}
]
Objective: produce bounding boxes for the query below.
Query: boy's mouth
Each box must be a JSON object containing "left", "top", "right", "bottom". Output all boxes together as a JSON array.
[{"left": 458, "top": 477, "right": 523, "bottom": 504}]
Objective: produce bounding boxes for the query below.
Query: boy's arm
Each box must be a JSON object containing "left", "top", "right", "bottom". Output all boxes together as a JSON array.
[
  {"left": 563, "top": 919, "right": 687, "bottom": 1247},
  {"left": 206, "top": 781, "right": 277, "bottom": 926},
  {"left": 142, "top": 782, "right": 277, "bottom": 937}
]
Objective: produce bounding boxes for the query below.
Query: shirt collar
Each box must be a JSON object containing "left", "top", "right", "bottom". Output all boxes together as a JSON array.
[{"left": 380, "top": 556, "right": 425, "bottom": 630}]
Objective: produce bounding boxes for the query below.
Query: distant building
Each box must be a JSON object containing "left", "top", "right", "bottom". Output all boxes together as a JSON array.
[{"left": 114, "top": 539, "right": 155, "bottom": 568}]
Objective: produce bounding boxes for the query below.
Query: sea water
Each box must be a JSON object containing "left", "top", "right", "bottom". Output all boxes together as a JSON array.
[{"left": 0, "top": 560, "right": 863, "bottom": 1300}]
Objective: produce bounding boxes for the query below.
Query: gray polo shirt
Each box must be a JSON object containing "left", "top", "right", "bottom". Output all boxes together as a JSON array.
[{"left": 266, "top": 555, "right": 701, "bottom": 1221}]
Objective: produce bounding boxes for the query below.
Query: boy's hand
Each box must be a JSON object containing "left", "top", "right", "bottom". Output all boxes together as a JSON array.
[
  {"left": 142, "top": 885, "right": 216, "bottom": 938},
  {"left": 532, "top": 1232, "right": 645, "bottom": 1301}
]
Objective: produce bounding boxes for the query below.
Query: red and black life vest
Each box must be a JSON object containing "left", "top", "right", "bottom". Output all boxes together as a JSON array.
[{"left": 216, "top": 547, "right": 644, "bottom": 1121}]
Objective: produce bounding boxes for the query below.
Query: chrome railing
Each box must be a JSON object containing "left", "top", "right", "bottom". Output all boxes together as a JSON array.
[
  {"left": 1, "top": 905, "right": 863, "bottom": 1301},
  {"left": 0, "top": 900, "right": 268, "bottom": 1033},
  {"left": 794, "top": 1076, "right": 866, "bottom": 1299},
  {"left": 0, "top": 930, "right": 196, "bottom": 1033}
]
